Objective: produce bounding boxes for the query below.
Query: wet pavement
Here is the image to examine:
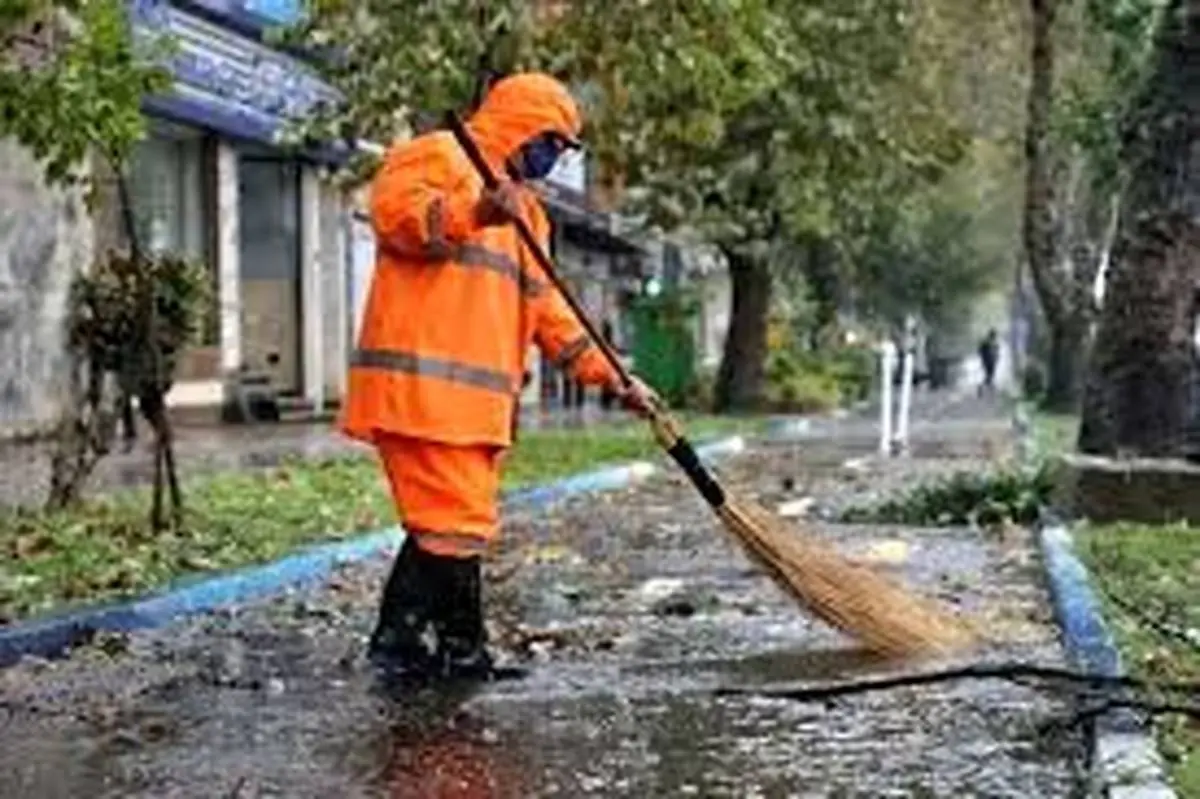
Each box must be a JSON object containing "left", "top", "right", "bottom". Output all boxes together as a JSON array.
[{"left": 0, "top": 395, "right": 1087, "bottom": 797}]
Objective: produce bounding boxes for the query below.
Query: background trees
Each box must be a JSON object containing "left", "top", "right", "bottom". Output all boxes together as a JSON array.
[
  {"left": 293, "top": 0, "right": 996, "bottom": 410},
  {"left": 1, "top": 2, "right": 207, "bottom": 524},
  {"left": 1077, "top": 0, "right": 1200, "bottom": 457}
]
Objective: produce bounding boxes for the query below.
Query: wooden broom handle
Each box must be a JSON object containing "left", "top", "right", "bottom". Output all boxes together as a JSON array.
[{"left": 445, "top": 112, "right": 633, "bottom": 390}]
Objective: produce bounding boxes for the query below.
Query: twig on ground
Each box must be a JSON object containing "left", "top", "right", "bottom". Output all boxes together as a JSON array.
[{"left": 1037, "top": 695, "right": 1200, "bottom": 737}]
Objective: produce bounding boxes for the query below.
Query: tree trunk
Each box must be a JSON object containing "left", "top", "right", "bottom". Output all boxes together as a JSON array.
[
  {"left": 714, "top": 249, "right": 772, "bottom": 412},
  {"left": 1022, "top": 0, "right": 1076, "bottom": 402},
  {"left": 45, "top": 350, "right": 118, "bottom": 510},
  {"left": 1042, "top": 317, "right": 1087, "bottom": 412},
  {"left": 1022, "top": 0, "right": 1058, "bottom": 311},
  {"left": 1078, "top": 0, "right": 1200, "bottom": 457}
]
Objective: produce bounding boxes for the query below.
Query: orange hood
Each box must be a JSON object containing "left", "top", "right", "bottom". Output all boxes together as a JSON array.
[{"left": 465, "top": 73, "right": 582, "bottom": 173}]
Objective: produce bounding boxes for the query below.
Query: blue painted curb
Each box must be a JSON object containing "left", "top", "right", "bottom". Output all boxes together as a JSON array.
[
  {"left": 504, "top": 460, "right": 657, "bottom": 509},
  {"left": 1037, "top": 523, "right": 1123, "bottom": 679},
  {"left": 0, "top": 434, "right": 748, "bottom": 668},
  {"left": 1015, "top": 405, "right": 1177, "bottom": 795},
  {"left": 0, "top": 528, "right": 405, "bottom": 668}
]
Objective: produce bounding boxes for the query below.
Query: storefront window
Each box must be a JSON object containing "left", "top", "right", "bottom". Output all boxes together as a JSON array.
[{"left": 127, "top": 121, "right": 217, "bottom": 346}]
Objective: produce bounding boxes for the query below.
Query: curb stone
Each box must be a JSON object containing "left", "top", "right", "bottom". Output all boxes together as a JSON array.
[
  {"left": 0, "top": 435, "right": 747, "bottom": 668},
  {"left": 1013, "top": 404, "right": 1177, "bottom": 799}
]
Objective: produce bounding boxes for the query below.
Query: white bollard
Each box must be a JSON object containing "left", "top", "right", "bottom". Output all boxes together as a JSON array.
[
  {"left": 895, "top": 316, "right": 917, "bottom": 454},
  {"left": 878, "top": 339, "right": 897, "bottom": 456}
]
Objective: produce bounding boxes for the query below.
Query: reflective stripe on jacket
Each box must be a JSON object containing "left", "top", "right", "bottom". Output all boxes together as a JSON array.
[{"left": 339, "top": 74, "right": 618, "bottom": 447}]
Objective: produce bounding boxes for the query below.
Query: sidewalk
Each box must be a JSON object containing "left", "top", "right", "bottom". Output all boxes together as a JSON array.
[{"left": 0, "top": 395, "right": 1084, "bottom": 797}]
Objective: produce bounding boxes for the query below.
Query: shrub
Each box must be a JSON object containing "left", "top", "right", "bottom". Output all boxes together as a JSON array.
[
  {"left": 825, "top": 345, "right": 876, "bottom": 403},
  {"left": 1021, "top": 361, "right": 1047, "bottom": 402},
  {"left": 679, "top": 367, "right": 717, "bottom": 411},
  {"left": 765, "top": 345, "right": 874, "bottom": 412},
  {"left": 840, "top": 464, "right": 1055, "bottom": 528},
  {"left": 768, "top": 369, "right": 842, "bottom": 413}
]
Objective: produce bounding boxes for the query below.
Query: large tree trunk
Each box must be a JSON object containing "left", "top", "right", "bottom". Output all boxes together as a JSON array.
[
  {"left": 1022, "top": 0, "right": 1080, "bottom": 407},
  {"left": 1078, "top": 0, "right": 1200, "bottom": 457},
  {"left": 1042, "top": 317, "right": 1087, "bottom": 412},
  {"left": 714, "top": 249, "right": 772, "bottom": 412}
]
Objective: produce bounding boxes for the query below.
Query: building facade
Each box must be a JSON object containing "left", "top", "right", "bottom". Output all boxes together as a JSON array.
[
  {"left": 0, "top": 2, "right": 733, "bottom": 436},
  {"left": 126, "top": 0, "right": 349, "bottom": 418}
]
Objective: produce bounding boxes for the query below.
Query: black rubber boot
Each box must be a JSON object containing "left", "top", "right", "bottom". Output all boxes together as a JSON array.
[
  {"left": 368, "top": 537, "right": 437, "bottom": 679},
  {"left": 433, "top": 554, "right": 495, "bottom": 680}
]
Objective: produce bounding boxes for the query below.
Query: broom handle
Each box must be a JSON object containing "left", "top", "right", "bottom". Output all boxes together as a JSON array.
[
  {"left": 445, "top": 112, "right": 630, "bottom": 387},
  {"left": 445, "top": 112, "right": 727, "bottom": 509}
]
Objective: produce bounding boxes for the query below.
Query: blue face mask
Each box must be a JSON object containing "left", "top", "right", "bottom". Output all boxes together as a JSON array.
[{"left": 517, "top": 135, "right": 562, "bottom": 180}]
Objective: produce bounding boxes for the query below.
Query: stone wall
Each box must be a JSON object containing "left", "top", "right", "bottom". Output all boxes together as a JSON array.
[
  {"left": 0, "top": 139, "right": 91, "bottom": 437},
  {"left": 1052, "top": 452, "right": 1200, "bottom": 525}
]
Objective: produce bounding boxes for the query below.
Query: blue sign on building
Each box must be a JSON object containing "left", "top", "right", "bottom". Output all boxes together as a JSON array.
[
  {"left": 172, "top": 0, "right": 303, "bottom": 29},
  {"left": 130, "top": 0, "right": 339, "bottom": 153},
  {"left": 241, "top": 0, "right": 301, "bottom": 25}
]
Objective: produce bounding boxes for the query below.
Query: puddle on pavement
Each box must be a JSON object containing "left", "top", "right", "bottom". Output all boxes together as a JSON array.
[{"left": 0, "top": 643, "right": 1083, "bottom": 798}]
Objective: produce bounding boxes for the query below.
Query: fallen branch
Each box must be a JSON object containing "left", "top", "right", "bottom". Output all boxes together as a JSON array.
[
  {"left": 713, "top": 660, "right": 1200, "bottom": 704},
  {"left": 1037, "top": 695, "right": 1200, "bottom": 736}
]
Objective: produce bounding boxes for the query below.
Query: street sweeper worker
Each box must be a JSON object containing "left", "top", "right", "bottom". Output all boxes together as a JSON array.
[{"left": 339, "top": 72, "right": 658, "bottom": 680}]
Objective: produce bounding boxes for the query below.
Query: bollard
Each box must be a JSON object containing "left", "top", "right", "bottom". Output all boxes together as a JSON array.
[
  {"left": 895, "top": 316, "right": 916, "bottom": 454},
  {"left": 878, "top": 339, "right": 897, "bottom": 456}
]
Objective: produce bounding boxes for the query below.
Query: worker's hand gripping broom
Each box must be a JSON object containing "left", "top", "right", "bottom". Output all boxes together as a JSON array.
[{"left": 446, "top": 113, "right": 976, "bottom": 658}]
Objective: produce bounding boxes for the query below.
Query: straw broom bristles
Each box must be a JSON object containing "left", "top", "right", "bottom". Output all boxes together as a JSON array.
[
  {"left": 642, "top": 412, "right": 976, "bottom": 658},
  {"left": 716, "top": 498, "right": 979, "bottom": 658}
]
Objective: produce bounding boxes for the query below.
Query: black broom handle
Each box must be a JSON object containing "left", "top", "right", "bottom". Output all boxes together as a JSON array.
[{"left": 445, "top": 112, "right": 726, "bottom": 509}]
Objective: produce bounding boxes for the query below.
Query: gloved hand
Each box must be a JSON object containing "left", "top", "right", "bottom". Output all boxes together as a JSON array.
[
  {"left": 476, "top": 181, "right": 523, "bottom": 227},
  {"left": 614, "top": 375, "right": 660, "bottom": 419}
]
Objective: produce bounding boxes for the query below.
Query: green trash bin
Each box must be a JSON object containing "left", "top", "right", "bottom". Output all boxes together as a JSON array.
[{"left": 628, "top": 291, "right": 698, "bottom": 405}]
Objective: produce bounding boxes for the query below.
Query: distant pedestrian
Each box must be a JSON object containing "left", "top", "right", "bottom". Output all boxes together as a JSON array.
[{"left": 978, "top": 329, "right": 999, "bottom": 395}]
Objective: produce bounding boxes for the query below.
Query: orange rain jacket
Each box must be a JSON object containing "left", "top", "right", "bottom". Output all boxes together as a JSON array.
[{"left": 340, "top": 73, "right": 620, "bottom": 448}]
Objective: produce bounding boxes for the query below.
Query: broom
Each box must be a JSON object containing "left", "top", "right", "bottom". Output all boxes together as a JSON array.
[{"left": 445, "top": 113, "right": 976, "bottom": 658}]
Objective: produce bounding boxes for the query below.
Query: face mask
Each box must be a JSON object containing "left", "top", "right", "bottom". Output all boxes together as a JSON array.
[{"left": 517, "top": 136, "right": 562, "bottom": 180}]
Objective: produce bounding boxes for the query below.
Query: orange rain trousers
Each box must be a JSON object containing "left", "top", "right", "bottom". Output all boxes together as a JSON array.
[{"left": 375, "top": 432, "right": 502, "bottom": 558}]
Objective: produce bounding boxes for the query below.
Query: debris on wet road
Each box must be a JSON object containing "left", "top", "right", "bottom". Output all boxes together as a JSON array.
[{"left": 0, "top": 399, "right": 1085, "bottom": 797}]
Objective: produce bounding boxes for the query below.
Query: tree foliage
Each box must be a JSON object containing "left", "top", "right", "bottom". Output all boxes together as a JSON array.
[
  {"left": 1, "top": 2, "right": 198, "bottom": 521},
  {"left": 854, "top": 198, "right": 1007, "bottom": 341},
  {"left": 290, "top": 0, "right": 1000, "bottom": 409},
  {"left": 0, "top": 0, "right": 169, "bottom": 189},
  {"left": 284, "top": 0, "right": 783, "bottom": 187}
]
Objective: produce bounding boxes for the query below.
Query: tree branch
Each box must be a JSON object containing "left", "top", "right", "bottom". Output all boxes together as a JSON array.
[
  {"left": 713, "top": 660, "right": 1200, "bottom": 703},
  {"left": 1037, "top": 694, "right": 1200, "bottom": 739}
]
